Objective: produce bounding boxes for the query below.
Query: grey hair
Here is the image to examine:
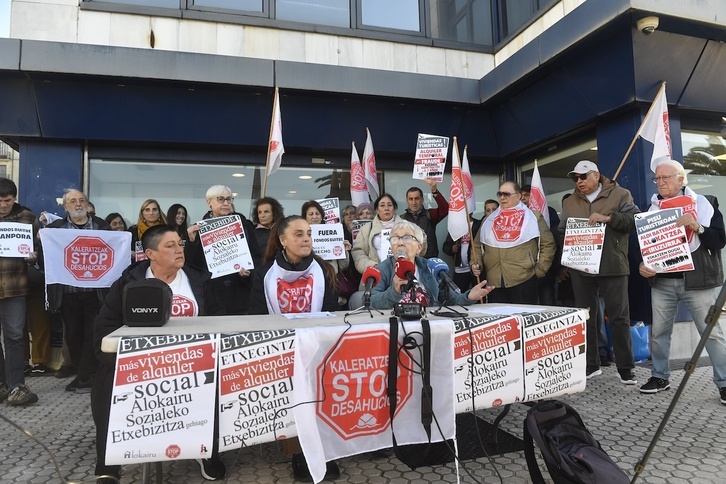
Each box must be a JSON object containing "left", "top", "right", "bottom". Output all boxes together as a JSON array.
[
  {"left": 62, "top": 188, "right": 87, "bottom": 205},
  {"left": 656, "top": 159, "right": 688, "bottom": 186},
  {"left": 205, "top": 185, "right": 232, "bottom": 200},
  {"left": 391, "top": 220, "right": 427, "bottom": 247}
]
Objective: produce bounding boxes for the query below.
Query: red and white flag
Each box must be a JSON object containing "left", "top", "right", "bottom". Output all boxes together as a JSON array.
[
  {"left": 448, "top": 138, "right": 468, "bottom": 241},
  {"left": 529, "top": 161, "right": 550, "bottom": 227},
  {"left": 362, "top": 128, "right": 380, "bottom": 200},
  {"left": 461, "top": 145, "right": 476, "bottom": 215},
  {"left": 350, "top": 141, "right": 368, "bottom": 206},
  {"left": 639, "top": 83, "right": 671, "bottom": 172},
  {"left": 267, "top": 87, "right": 285, "bottom": 175}
]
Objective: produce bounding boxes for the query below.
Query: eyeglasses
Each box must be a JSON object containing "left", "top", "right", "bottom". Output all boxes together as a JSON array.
[
  {"left": 570, "top": 172, "right": 591, "bottom": 182},
  {"left": 67, "top": 198, "right": 87, "bottom": 205},
  {"left": 215, "top": 197, "right": 234, "bottom": 204},
  {"left": 496, "top": 191, "right": 518, "bottom": 198},
  {"left": 652, "top": 174, "right": 679, "bottom": 184},
  {"left": 389, "top": 234, "right": 419, "bottom": 245}
]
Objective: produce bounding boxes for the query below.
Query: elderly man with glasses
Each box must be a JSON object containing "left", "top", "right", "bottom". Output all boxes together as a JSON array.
[
  {"left": 638, "top": 159, "right": 726, "bottom": 405},
  {"left": 559, "top": 160, "right": 640, "bottom": 384}
]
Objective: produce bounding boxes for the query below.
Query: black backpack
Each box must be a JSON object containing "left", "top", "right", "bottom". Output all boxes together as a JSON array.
[{"left": 523, "top": 400, "right": 629, "bottom": 484}]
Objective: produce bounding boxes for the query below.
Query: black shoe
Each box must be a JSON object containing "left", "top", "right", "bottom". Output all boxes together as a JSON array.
[
  {"left": 292, "top": 453, "right": 312, "bottom": 482},
  {"left": 76, "top": 379, "right": 93, "bottom": 394},
  {"left": 29, "top": 364, "right": 56, "bottom": 376},
  {"left": 65, "top": 377, "right": 79, "bottom": 392},
  {"left": 599, "top": 359, "right": 612, "bottom": 367},
  {"left": 196, "top": 456, "right": 226, "bottom": 480},
  {"left": 618, "top": 369, "right": 637, "bottom": 385},
  {"left": 586, "top": 367, "right": 601, "bottom": 379},
  {"left": 55, "top": 365, "right": 77, "bottom": 379},
  {"left": 639, "top": 377, "right": 670, "bottom": 394},
  {"left": 24, "top": 364, "right": 32, "bottom": 376},
  {"left": 720, "top": 387, "right": 726, "bottom": 405},
  {"left": 325, "top": 461, "right": 340, "bottom": 480}
]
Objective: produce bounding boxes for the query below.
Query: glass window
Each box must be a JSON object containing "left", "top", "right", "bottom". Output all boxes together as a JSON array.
[
  {"left": 499, "top": 0, "right": 535, "bottom": 38},
  {"left": 275, "top": 0, "right": 350, "bottom": 28},
  {"left": 431, "top": 0, "right": 493, "bottom": 46},
  {"left": 360, "top": 0, "right": 421, "bottom": 32},
  {"left": 192, "top": 0, "right": 264, "bottom": 13},
  {"left": 90, "top": 0, "right": 180, "bottom": 7},
  {"left": 682, "top": 130, "right": 726, "bottom": 201}
]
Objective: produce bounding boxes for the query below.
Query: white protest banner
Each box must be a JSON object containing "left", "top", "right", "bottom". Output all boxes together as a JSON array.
[
  {"left": 198, "top": 215, "right": 254, "bottom": 279},
  {"left": 413, "top": 133, "right": 449, "bottom": 182},
  {"left": 106, "top": 334, "right": 218, "bottom": 465},
  {"left": 218, "top": 330, "right": 297, "bottom": 451},
  {"left": 452, "top": 314, "right": 523, "bottom": 412},
  {"left": 521, "top": 308, "right": 587, "bottom": 401},
  {"left": 0, "top": 222, "right": 33, "bottom": 258},
  {"left": 635, "top": 208, "right": 693, "bottom": 273},
  {"left": 380, "top": 228, "right": 392, "bottom": 260},
  {"left": 311, "top": 223, "right": 346, "bottom": 261},
  {"left": 293, "top": 321, "right": 455, "bottom": 483},
  {"left": 350, "top": 219, "right": 371, "bottom": 242},
  {"left": 316, "top": 198, "right": 341, "bottom": 224},
  {"left": 561, "top": 218, "right": 606, "bottom": 274},
  {"left": 133, "top": 240, "right": 147, "bottom": 263},
  {"left": 39, "top": 229, "right": 131, "bottom": 288}
]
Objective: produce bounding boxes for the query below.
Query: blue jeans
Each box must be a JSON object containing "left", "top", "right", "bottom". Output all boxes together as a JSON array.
[
  {"left": 651, "top": 277, "right": 726, "bottom": 388},
  {"left": 0, "top": 296, "right": 28, "bottom": 389}
]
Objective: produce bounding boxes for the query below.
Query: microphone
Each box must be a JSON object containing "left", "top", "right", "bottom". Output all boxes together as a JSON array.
[
  {"left": 427, "top": 258, "right": 461, "bottom": 294},
  {"left": 362, "top": 266, "right": 382, "bottom": 308},
  {"left": 394, "top": 251, "right": 418, "bottom": 289}
]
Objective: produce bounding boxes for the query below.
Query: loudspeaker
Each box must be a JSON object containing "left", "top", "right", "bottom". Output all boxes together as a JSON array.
[{"left": 122, "top": 278, "right": 173, "bottom": 327}]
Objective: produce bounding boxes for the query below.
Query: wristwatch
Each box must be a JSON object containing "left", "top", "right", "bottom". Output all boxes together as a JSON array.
[{"left": 697, "top": 224, "right": 705, "bottom": 235}]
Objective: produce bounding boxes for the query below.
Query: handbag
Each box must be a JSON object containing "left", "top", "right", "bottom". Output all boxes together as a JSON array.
[{"left": 336, "top": 267, "right": 360, "bottom": 299}]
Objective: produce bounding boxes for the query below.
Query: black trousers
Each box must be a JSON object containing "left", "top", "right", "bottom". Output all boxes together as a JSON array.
[
  {"left": 487, "top": 275, "right": 539, "bottom": 305},
  {"left": 61, "top": 292, "right": 100, "bottom": 381}
]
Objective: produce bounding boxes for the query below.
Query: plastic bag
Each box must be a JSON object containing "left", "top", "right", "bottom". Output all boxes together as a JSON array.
[{"left": 630, "top": 321, "right": 650, "bottom": 363}]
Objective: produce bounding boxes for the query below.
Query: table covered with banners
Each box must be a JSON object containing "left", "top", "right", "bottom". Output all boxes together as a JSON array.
[{"left": 101, "top": 304, "right": 588, "bottom": 478}]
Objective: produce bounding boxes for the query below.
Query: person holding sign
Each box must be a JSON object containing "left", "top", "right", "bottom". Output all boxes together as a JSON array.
[
  {"left": 185, "top": 185, "right": 262, "bottom": 315},
  {"left": 370, "top": 220, "right": 493, "bottom": 309},
  {"left": 128, "top": 199, "right": 167, "bottom": 262},
  {"left": 92, "top": 224, "right": 226, "bottom": 482},
  {"left": 637, "top": 159, "right": 726, "bottom": 402},
  {"left": 401, "top": 178, "right": 449, "bottom": 259},
  {"left": 470, "top": 181, "right": 555, "bottom": 305},
  {"left": 558, "top": 161, "right": 639, "bottom": 383},
  {"left": 351, "top": 194, "right": 405, "bottom": 274},
  {"left": 248, "top": 215, "right": 340, "bottom": 480}
]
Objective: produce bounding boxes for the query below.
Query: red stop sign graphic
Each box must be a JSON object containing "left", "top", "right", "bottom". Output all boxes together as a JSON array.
[
  {"left": 316, "top": 329, "right": 413, "bottom": 440},
  {"left": 165, "top": 444, "right": 181, "bottom": 459},
  {"left": 64, "top": 236, "right": 114, "bottom": 281}
]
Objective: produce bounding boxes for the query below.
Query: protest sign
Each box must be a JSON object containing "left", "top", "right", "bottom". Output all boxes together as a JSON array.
[
  {"left": 561, "top": 218, "right": 606, "bottom": 274},
  {"left": 413, "top": 133, "right": 449, "bottom": 182},
  {"left": 218, "top": 330, "right": 297, "bottom": 451},
  {"left": 106, "top": 334, "right": 218, "bottom": 465},
  {"left": 635, "top": 208, "right": 693, "bottom": 273},
  {"left": 452, "top": 314, "right": 523, "bottom": 412},
  {"left": 311, "top": 223, "right": 346, "bottom": 260},
  {"left": 198, "top": 215, "right": 254, "bottom": 278},
  {"left": 0, "top": 222, "right": 33, "bottom": 258},
  {"left": 351, "top": 219, "right": 371, "bottom": 242},
  {"left": 521, "top": 309, "right": 587, "bottom": 401},
  {"left": 316, "top": 198, "right": 341, "bottom": 224}
]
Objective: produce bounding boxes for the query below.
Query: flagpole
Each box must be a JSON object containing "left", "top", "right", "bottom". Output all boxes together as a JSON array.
[
  {"left": 458, "top": 143, "right": 483, "bottom": 302},
  {"left": 612, "top": 81, "right": 666, "bottom": 181},
  {"left": 262, "top": 86, "right": 279, "bottom": 197}
]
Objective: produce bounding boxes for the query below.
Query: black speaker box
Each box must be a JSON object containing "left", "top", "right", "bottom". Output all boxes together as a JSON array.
[{"left": 122, "top": 278, "right": 173, "bottom": 327}]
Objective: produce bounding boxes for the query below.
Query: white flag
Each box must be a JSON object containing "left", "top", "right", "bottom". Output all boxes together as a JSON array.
[
  {"left": 350, "top": 141, "right": 368, "bottom": 206},
  {"left": 639, "top": 83, "right": 671, "bottom": 172},
  {"left": 448, "top": 138, "right": 469, "bottom": 241},
  {"left": 461, "top": 146, "right": 476, "bottom": 215},
  {"left": 267, "top": 87, "right": 285, "bottom": 175},
  {"left": 362, "top": 128, "right": 380, "bottom": 200},
  {"left": 529, "top": 161, "right": 550, "bottom": 227}
]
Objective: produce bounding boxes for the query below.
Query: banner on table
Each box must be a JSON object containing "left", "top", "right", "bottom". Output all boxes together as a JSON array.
[
  {"left": 561, "top": 218, "right": 606, "bottom": 274},
  {"left": 218, "top": 330, "right": 297, "bottom": 451},
  {"left": 316, "top": 198, "right": 341, "bottom": 224},
  {"left": 635, "top": 208, "right": 693, "bottom": 273},
  {"left": 198, "top": 215, "right": 254, "bottom": 279},
  {"left": 311, "top": 223, "right": 346, "bottom": 261},
  {"left": 452, "top": 314, "right": 523, "bottom": 413},
  {"left": 39, "top": 228, "right": 131, "bottom": 288},
  {"left": 413, "top": 133, "right": 449, "bottom": 182},
  {"left": 293, "top": 321, "right": 456, "bottom": 483},
  {"left": 522, "top": 309, "right": 587, "bottom": 401},
  {"left": 0, "top": 222, "right": 33, "bottom": 258},
  {"left": 106, "top": 334, "right": 218, "bottom": 465}
]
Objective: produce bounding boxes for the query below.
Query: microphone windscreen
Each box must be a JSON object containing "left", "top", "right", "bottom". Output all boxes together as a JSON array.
[
  {"left": 362, "top": 266, "right": 382, "bottom": 286},
  {"left": 394, "top": 258, "right": 415, "bottom": 280},
  {"left": 427, "top": 257, "right": 449, "bottom": 279}
]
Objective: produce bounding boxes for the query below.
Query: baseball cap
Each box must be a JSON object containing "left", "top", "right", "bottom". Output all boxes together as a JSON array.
[{"left": 567, "top": 160, "right": 599, "bottom": 177}]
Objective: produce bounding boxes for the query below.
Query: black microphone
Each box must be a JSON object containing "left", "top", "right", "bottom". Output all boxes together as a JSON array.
[
  {"left": 427, "top": 258, "right": 461, "bottom": 294},
  {"left": 362, "top": 266, "right": 382, "bottom": 308}
]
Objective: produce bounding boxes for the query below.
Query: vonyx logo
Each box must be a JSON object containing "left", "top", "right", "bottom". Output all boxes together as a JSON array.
[
  {"left": 165, "top": 444, "right": 181, "bottom": 459},
  {"left": 316, "top": 330, "right": 413, "bottom": 440},
  {"left": 492, "top": 209, "right": 525, "bottom": 242},
  {"left": 63, "top": 236, "right": 114, "bottom": 281}
]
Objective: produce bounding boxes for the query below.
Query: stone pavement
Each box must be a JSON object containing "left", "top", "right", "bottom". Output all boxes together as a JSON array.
[{"left": 1, "top": 359, "right": 725, "bottom": 484}]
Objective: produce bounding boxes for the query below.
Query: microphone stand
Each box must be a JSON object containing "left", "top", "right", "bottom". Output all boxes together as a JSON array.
[
  {"left": 430, "top": 281, "right": 468, "bottom": 318},
  {"left": 346, "top": 304, "right": 384, "bottom": 318}
]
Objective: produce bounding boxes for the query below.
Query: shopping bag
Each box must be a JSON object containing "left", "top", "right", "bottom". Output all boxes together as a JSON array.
[{"left": 630, "top": 321, "right": 650, "bottom": 363}]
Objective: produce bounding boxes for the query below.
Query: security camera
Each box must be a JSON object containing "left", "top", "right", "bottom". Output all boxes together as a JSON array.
[{"left": 637, "top": 16, "right": 659, "bottom": 35}]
